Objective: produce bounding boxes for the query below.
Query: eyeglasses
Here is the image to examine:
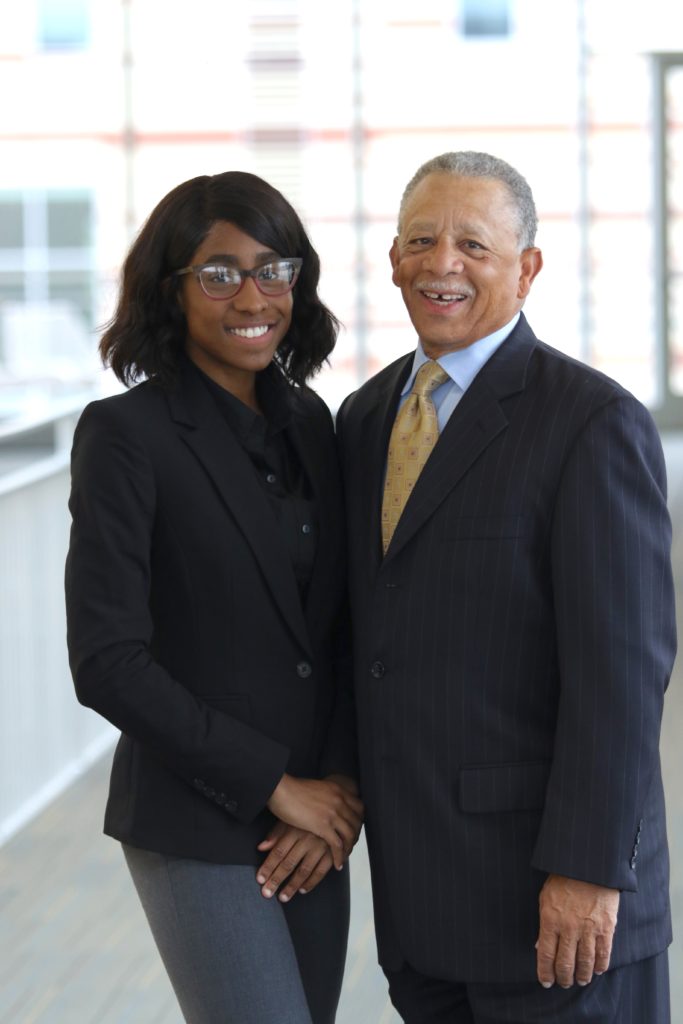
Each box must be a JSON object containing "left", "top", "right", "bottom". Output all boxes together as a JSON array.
[{"left": 175, "top": 258, "right": 303, "bottom": 300}]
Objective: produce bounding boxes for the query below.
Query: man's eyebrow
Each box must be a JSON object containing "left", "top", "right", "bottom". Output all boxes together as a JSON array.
[
  {"left": 402, "top": 221, "right": 488, "bottom": 237},
  {"left": 402, "top": 221, "right": 436, "bottom": 234}
]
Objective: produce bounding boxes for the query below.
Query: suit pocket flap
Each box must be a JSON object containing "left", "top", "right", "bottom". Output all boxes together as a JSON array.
[{"left": 458, "top": 760, "right": 550, "bottom": 814}]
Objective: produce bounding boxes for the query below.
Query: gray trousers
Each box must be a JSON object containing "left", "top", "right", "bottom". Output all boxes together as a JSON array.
[{"left": 123, "top": 844, "right": 350, "bottom": 1024}]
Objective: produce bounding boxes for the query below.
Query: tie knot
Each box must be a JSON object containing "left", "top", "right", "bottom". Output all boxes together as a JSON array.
[{"left": 412, "top": 360, "right": 449, "bottom": 397}]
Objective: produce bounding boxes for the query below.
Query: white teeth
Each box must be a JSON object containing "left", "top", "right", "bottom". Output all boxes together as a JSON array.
[
  {"left": 423, "top": 290, "right": 463, "bottom": 302},
  {"left": 229, "top": 325, "right": 270, "bottom": 338}
]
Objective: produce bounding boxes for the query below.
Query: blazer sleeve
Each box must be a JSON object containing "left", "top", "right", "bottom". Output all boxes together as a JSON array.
[
  {"left": 531, "top": 394, "right": 676, "bottom": 891},
  {"left": 65, "top": 399, "right": 290, "bottom": 825}
]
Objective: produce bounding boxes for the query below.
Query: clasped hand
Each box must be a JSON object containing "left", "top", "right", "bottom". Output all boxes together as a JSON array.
[
  {"left": 536, "top": 874, "right": 620, "bottom": 988},
  {"left": 257, "top": 774, "right": 363, "bottom": 902}
]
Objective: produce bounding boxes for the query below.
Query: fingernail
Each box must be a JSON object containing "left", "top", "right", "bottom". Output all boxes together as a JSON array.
[
  {"left": 263, "top": 887, "right": 272, "bottom": 898},
  {"left": 256, "top": 874, "right": 265, "bottom": 884},
  {"left": 578, "top": 980, "right": 588, "bottom": 987},
  {"left": 595, "top": 971, "right": 604, "bottom": 976},
  {"left": 541, "top": 982, "right": 553, "bottom": 989},
  {"left": 279, "top": 893, "right": 289, "bottom": 903},
  {"left": 299, "top": 888, "right": 307, "bottom": 894}
]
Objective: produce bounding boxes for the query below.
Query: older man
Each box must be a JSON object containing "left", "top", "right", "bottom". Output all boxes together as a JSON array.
[{"left": 336, "top": 152, "right": 675, "bottom": 1022}]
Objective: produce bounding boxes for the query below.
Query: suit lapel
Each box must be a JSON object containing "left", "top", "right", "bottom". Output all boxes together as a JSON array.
[
  {"left": 384, "top": 317, "right": 538, "bottom": 562},
  {"left": 353, "top": 356, "right": 413, "bottom": 574},
  {"left": 167, "top": 366, "right": 312, "bottom": 656}
]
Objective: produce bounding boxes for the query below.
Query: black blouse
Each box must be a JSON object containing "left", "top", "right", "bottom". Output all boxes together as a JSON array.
[{"left": 193, "top": 362, "right": 318, "bottom": 602}]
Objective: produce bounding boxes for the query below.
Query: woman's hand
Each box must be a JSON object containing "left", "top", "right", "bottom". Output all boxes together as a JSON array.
[
  {"left": 266, "top": 773, "right": 363, "bottom": 869},
  {"left": 256, "top": 823, "right": 334, "bottom": 901}
]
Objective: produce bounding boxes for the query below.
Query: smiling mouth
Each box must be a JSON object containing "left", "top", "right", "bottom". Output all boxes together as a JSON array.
[
  {"left": 227, "top": 325, "right": 271, "bottom": 339},
  {"left": 421, "top": 289, "right": 469, "bottom": 304}
]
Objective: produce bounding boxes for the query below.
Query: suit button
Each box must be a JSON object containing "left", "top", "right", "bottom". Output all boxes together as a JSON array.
[
  {"left": 370, "top": 661, "right": 385, "bottom": 679},
  {"left": 297, "top": 661, "right": 312, "bottom": 678}
]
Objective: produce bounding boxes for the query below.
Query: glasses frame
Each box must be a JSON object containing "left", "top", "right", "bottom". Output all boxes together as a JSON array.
[{"left": 174, "top": 258, "right": 303, "bottom": 300}]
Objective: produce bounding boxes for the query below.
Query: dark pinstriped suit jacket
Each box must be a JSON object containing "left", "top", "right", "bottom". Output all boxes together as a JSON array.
[{"left": 337, "top": 314, "right": 676, "bottom": 984}]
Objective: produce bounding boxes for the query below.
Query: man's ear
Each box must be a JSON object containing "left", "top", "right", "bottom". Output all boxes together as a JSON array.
[
  {"left": 389, "top": 237, "right": 401, "bottom": 287},
  {"left": 517, "top": 247, "right": 543, "bottom": 300}
]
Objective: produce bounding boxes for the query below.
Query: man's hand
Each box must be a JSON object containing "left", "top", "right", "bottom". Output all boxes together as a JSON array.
[
  {"left": 256, "top": 822, "right": 334, "bottom": 902},
  {"left": 266, "top": 773, "right": 363, "bottom": 869},
  {"left": 536, "top": 875, "right": 620, "bottom": 988}
]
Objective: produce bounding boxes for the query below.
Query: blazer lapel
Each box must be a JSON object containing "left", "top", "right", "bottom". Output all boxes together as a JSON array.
[
  {"left": 167, "top": 366, "right": 312, "bottom": 656},
  {"left": 384, "top": 317, "right": 538, "bottom": 562},
  {"left": 285, "top": 399, "right": 339, "bottom": 623}
]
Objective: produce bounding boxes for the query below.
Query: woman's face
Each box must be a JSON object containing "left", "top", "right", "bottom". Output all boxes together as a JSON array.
[{"left": 180, "top": 220, "right": 294, "bottom": 399}]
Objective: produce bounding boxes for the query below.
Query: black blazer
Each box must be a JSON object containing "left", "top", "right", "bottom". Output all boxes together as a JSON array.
[
  {"left": 337, "top": 314, "right": 676, "bottom": 984},
  {"left": 66, "top": 362, "right": 355, "bottom": 864}
]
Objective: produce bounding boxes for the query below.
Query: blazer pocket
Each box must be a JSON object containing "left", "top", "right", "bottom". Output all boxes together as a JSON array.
[
  {"left": 443, "top": 515, "right": 527, "bottom": 540},
  {"left": 458, "top": 760, "right": 550, "bottom": 814},
  {"left": 199, "top": 693, "right": 251, "bottom": 723}
]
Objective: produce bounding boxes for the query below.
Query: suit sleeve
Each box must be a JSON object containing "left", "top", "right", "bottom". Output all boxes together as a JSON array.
[
  {"left": 531, "top": 394, "right": 676, "bottom": 891},
  {"left": 65, "top": 400, "right": 290, "bottom": 825}
]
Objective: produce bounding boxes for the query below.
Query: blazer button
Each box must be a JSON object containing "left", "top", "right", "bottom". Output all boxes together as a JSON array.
[
  {"left": 370, "top": 661, "right": 385, "bottom": 679},
  {"left": 297, "top": 661, "right": 312, "bottom": 678}
]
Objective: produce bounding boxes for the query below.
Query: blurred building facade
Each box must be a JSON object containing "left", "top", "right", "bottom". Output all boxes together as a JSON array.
[{"left": 1, "top": 0, "right": 682, "bottom": 418}]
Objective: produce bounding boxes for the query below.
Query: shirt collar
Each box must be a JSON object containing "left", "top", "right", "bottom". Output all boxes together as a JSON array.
[
  {"left": 401, "top": 313, "right": 521, "bottom": 396},
  {"left": 190, "top": 359, "right": 293, "bottom": 441}
]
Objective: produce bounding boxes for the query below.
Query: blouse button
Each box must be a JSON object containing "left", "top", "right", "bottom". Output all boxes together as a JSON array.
[
  {"left": 266, "top": 473, "right": 277, "bottom": 484},
  {"left": 301, "top": 524, "right": 312, "bottom": 535}
]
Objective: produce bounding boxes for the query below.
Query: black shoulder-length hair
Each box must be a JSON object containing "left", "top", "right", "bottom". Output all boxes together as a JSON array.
[{"left": 100, "top": 171, "right": 339, "bottom": 387}]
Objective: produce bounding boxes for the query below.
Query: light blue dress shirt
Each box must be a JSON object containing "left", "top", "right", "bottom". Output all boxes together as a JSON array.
[{"left": 397, "top": 313, "right": 520, "bottom": 433}]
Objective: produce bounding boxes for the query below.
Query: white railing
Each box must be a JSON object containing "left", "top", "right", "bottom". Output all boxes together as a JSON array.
[{"left": 0, "top": 397, "right": 115, "bottom": 846}]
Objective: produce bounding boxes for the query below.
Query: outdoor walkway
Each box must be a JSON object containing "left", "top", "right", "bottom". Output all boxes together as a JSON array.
[{"left": 3, "top": 436, "right": 683, "bottom": 1023}]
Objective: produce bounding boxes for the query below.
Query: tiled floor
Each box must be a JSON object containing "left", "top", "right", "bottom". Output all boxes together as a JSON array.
[
  {"left": 3, "top": 436, "right": 683, "bottom": 1024},
  {"left": 0, "top": 752, "right": 398, "bottom": 1024}
]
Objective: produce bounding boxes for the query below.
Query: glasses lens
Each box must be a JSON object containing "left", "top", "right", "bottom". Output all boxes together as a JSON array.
[
  {"left": 199, "top": 265, "right": 242, "bottom": 298},
  {"left": 256, "top": 260, "right": 301, "bottom": 294}
]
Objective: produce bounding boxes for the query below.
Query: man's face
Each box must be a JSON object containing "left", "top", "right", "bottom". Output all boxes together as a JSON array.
[{"left": 390, "top": 173, "right": 542, "bottom": 358}]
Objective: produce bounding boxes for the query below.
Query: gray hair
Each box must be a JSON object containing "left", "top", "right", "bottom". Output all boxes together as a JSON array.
[{"left": 397, "top": 151, "right": 538, "bottom": 249}]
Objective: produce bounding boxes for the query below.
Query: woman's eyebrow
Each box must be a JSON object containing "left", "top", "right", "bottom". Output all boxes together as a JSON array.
[{"left": 199, "top": 249, "right": 279, "bottom": 264}]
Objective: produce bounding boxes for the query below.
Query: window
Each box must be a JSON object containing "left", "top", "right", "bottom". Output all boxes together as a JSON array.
[
  {"left": 461, "top": 0, "right": 511, "bottom": 38},
  {"left": 0, "top": 191, "right": 94, "bottom": 362},
  {"left": 0, "top": 201, "right": 24, "bottom": 249},
  {"left": 36, "top": 0, "right": 90, "bottom": 51}
]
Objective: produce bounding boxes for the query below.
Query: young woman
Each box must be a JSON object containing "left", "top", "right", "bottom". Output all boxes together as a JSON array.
[{"left": 65, "top": 171, "right": 362, "bottom": 1024}]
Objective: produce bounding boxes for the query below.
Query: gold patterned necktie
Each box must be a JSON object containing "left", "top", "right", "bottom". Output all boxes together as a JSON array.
[{"left": 381, "top": 359, "right": 449, "bottom": 554}]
